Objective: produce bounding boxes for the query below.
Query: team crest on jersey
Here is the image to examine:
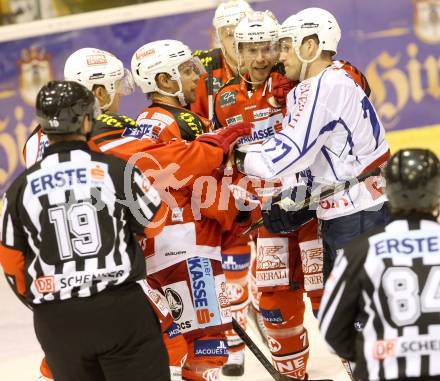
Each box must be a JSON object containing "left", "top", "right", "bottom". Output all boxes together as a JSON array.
[
  {"left": 220, "top": 91, "right": 237, "bottom": 108},
  {"left": 413, "top": 0, "right": 440, "bottom": 43},
  {"left": 18, "top": 47, "right": 54, "bottom": 106}
]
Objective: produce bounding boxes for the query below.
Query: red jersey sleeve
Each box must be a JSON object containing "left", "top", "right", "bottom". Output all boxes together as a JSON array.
[{"left": 91, "top": 132, "right": 224, "bottom": 188}]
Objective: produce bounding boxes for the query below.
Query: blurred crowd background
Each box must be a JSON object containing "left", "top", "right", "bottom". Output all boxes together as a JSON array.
[{"left": 0, "top": 0, "right": 162, "bottom": 24}]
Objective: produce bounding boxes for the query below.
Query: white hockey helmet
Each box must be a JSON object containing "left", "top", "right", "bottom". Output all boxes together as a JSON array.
[
  {"left": 64, "top": 47, "right": 134, "bottom": 111},
  {"left": 279, "top": 8, "right": 341, "bottom": 54},
  {"left": 131, "top": 40, "right": 203, "bottom": 106},
  {"left": 213, "top": 0, "right": 253, "bottom": 30},
  {"left": 234, "top": 10, "right": 279, "bottom": 46},
  {"left": 279, "top": 8, "right": 340, "bottom": 81}
]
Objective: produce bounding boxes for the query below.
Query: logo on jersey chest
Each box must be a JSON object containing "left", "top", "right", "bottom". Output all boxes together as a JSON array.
[
  {"left": 237, "top": 113, "right": 283, "bottom": 146},
  {"left": 30, "top": 167, "right": 88, "bottom": 195},
  {"left": 238, "top": 126, "right": 275, "bottom": 145},
  {"left": 123, "top": 122, "right": 163, "bottom": 141},
  {"left": 253, "top": 107, "right": 271, "bottom": 120},
  {"left": 220, "top": 91, "right": 237, "bottom": 108},
  {"left": 187, "top": 257, "right": 221, "bottom": 328},
  {"left": 226, "top": 114, "right": 243, "bottom": 126}
]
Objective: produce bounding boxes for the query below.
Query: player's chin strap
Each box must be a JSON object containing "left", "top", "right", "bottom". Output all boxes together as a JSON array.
[
  {"left": 156, "top": 78, "right": 187, "bottom": 107},
  {"left": 295, "top": 45, "right": 322, "bottom": 81},
  {"left": 236, "top": 55, "right": 266, "bottom": 88}
]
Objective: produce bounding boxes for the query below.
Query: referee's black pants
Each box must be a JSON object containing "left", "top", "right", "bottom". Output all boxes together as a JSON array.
[{"left": 33, "top": 282, "right": 170, "bottom": 381}]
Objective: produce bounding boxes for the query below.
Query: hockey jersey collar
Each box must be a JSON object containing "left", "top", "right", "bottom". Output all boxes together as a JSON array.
[{"left": 42, "top": 140, "right": 90, "bottom": 158}]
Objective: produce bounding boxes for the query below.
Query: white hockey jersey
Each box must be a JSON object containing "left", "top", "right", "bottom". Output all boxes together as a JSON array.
[{"left": 243, "top": 67, "right": 390, "bottom": 220}]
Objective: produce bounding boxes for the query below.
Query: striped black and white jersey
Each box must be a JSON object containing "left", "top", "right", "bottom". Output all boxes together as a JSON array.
[
  {"left": 0, "top": 141, "right": 162, "bottom": 304},
  {"left": 319, "top": 215, "right": 440, "bottom": 380}
]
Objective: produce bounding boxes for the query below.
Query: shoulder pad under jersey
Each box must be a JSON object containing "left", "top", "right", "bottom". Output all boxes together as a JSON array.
[
  {"left": 150, "top": 103, "right": 205, "bottom": 141},
  {"left": 193, "top": 48, "right": 223, "bottom": 70},
  {"left": 334, "top": 60, "right": 371, "bottom": 97},
  {"left": 217, "top": 74, "right": 241, "bottom": 94},
  {"left": 92, "top": 113, "right": 138, "bottom": 136}
]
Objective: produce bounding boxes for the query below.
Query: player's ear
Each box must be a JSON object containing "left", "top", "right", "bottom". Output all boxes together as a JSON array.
[
  {"left": 92, "top": 85, "right": 109, "bottom": 109},
  {"left": 156, "top": 73, "right": 173, "bottom": 91}
]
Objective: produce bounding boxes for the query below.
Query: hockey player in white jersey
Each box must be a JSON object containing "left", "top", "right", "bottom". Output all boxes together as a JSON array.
[
  {"left": 319, "top": 148, "right": 440, "bottom": 381},
  {"left": 236, "top": 7, "right": 391, "bottom": 280}
]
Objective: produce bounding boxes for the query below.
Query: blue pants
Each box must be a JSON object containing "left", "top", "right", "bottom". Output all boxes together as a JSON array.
[{"left": 321, "top": 202, "right": 390, "bottom": 281}]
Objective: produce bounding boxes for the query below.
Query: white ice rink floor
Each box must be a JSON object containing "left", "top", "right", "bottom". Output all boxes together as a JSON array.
[{"left": 0, "top": 273, "right": 349, "bottom": 381}]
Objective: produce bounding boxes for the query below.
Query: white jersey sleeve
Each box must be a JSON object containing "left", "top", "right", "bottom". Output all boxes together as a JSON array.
[{"left": 243, "top": 68, "right": 390, "bottom": 219}]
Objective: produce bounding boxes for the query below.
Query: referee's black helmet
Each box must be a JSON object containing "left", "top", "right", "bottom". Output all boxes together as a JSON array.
[
  {"left": 36, "top": 80, "right": 99, "bottom": 134},
  {"left": 385, "top": 148, "right": 440, "bottom": 213}
]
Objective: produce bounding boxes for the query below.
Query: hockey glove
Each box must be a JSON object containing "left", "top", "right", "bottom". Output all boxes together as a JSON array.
[
  {"left": 272, "top": 76, "right": 297, "bottom": 108},
  {"left": 261, "top": 185, "right": 316, "bottom": 234},
  {"left": 195, "top": 122, "right": 253, "bottom": 155}
]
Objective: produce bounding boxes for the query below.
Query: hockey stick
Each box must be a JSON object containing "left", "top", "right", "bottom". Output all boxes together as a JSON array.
[
  {"left": 207, "top": 63, "right": 214, "bottom": 122},
  {"left": 242, "top": 167, "right": 381, "bottom": 235},
  {"left": 232, "top": 318, "right": 333, "bottom": 381}
]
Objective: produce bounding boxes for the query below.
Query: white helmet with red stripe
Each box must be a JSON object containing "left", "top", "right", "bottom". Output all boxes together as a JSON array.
[
  {"left": 64, "top": 47, "right": 134, "bottom": 111},
  {"left": 131, "top": 40, "right": 204, "bottom": 106}
]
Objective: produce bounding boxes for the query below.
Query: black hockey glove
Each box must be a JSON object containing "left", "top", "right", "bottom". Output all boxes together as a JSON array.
[{"left": 261, "top": 185, "right": 316, "bottom": 234}]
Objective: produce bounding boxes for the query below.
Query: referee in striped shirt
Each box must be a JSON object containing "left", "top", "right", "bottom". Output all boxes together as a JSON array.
[
  {"left": 319, "top": 148, "right": 440, "bottom": 381},
  {"left": 0, "top": 81, "right": 170, "bottom": 381}
]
